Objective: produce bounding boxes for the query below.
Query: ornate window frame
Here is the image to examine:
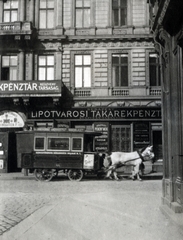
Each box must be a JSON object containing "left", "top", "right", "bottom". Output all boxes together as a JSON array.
[
  {"left": 34, "top": 52, "right": 56, "bottom": 81},
  {"left": 109, "top": 0, "right": 132, "bottom": 27},
  {"left": 71, "top": 0, "right": 95, "bottom": 28},
  {"left": 146, "top": 49, "right": 161, "bottom": 96},
  {"left": 71, "top": 50, "right": 93, "bottom": 96},
  {"left": 108, "top": 49, "right": 131, "bottom": 88}
]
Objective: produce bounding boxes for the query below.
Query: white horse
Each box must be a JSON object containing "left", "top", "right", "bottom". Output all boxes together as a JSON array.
[{"left": 104, "top": 145, "right": 155, "bottom": 181}]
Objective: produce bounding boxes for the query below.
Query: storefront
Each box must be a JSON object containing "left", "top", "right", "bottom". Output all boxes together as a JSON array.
[
  {"left": 27, "top": 107, "right": 162, "bottom": 160},
  {"left": 0, "top": 107, "right": 162, "bottom": 172}
]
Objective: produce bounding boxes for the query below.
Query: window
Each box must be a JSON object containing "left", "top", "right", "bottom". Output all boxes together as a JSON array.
[
  {"left": 75, "top": 55, "right": 91, "bottom": 88},
  {"left": 38, "top": 55, "right": 54, "bottom": 80},
  {"left": 72, "top": 138, "right": 82, "bottom": 151},
  {"left": 149, "top": 53, "right": 161, "bottom": 86},
  {"left": 112, "top": 0, "right": 127, "bottom": 26},
  {"left": 47, "top": 138, "right": 70, "bottom": 151},
  {"left": 35, "top": 137, "right": 45, "bottom": 150},
  {"left": 1, "top": 56, "right": 18, "bottom": 81},
  {"left": 76, "top": 0, "right": 90, "bottom": 28},
  {"left": 112, "top": 53, "right": 128, "bottom": 87},
  {"left": 39, "top": 0, "right": 54, "bottom": 29},
  {"left": 3, "top": 0, "right": 18, "bottom": 22}
]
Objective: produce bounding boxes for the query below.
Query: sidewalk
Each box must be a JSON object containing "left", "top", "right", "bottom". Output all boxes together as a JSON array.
[{"left": 1, "top": 179, "right": 183, "bottom": 240}]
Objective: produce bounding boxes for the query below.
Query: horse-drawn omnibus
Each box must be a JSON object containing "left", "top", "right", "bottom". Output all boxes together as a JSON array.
[{"left": 16, "top": 128, "right": 104, "bottom": 181}]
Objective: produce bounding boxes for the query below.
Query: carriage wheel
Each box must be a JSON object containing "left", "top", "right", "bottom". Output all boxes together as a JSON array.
[
  {"left": 67, "top": 169, "right": 83, "bottom": 181},
  {"left": 34, "top": 169, "right": 54, "bottom": 182}
]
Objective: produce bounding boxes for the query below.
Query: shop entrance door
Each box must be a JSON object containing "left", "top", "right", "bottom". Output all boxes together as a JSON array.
[
  {"left": 152, "top": 130, "right": 162, "bottom": 160},
  {"left": 0, "top": 132, "right": 8, "bottom": 173},
  {"left": 0, "top": 132, "right": 17, "bottom": 173},
  {"left": 111, "top": 125, "right": 131, "bottom": 152}
]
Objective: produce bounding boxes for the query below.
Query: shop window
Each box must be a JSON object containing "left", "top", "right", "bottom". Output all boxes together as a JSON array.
[
  {"left": 74, "top": 55, "right": 91, "bottom": 88},
  {"left": 111, "top": 125, "right": 131, "bottom": 152},
  {"left": 38, "top": 55, "right": 54, "bottom": 80},
  {"left": 149, "top": 53, "right": 161, "bottom": 86},
  {"left": 112, "top": 53, "right": 128, "bottom": 87},
  {"left": 112, "top": 0, "right": 127, "bottom": 26},
  {"left": 1, "top": 56, "right": 18, "bottom": 81},
  {"left": 3, "top": 0, "right": 18, "bottom": 22},
  {"left": 39, "top": 0, "right": 54, "bottom": 29},
  {"left": 75, "top": 0, "right": 90, "bottom": 28},
  {"left": 72, "top": 138, "right": 82, "bottom": 151},
  {"left": 47, "top": 138, "right": 70, "bottom": 151},
  {"left": 34, "top": 137, "right": 45, "bottom": 151}
]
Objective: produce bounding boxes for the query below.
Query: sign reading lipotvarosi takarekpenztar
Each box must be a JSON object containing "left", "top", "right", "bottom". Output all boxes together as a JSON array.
[
  {"left": 28, "top": 108, "right": 161, "bottom": 120},
  {"left": 0, "top": 81, "right": 61, "bottom": 95}
]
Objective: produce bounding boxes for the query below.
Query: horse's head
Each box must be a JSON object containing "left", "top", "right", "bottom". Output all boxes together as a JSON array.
[{"left": 141, "top": 145, "right": 155, "bottom": 162}]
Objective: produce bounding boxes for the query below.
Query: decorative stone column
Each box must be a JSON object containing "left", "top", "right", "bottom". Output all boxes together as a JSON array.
[
  {"left": 20, "top": 0, "right": 25, "bottom": 22},
  {"left": 26, "top": 51, "right": 34, "bottom": 80},
  {"left": 29, "top": 0, "right": 35, "bottom": 25}
]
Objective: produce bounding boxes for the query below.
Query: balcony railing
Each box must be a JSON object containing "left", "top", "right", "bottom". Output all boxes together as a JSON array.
[
  {"left": 112, "top": 88, "right": 129, "bottom": 96},
  {"left": 0, "top": 21, "right": 32, "bottom": 35},
  {"left": 149, "top": 86, "right": 161, "bottom": 96},
  {"left": 74, "top": 89, "right": 91, "bottom": 97}
]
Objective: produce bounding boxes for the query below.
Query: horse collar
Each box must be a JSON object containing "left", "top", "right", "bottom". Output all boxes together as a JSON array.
[{"left": 137, "top": 150, "right": 145, "bottom": 161}]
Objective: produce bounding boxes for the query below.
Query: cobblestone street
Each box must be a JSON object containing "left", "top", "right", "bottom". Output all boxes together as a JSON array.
[
  {"left": 0, "top": 176, "right": 60, "bottom": 235},
  {"left": 0, "top": 174, "right": 183, "bottom": 240}
]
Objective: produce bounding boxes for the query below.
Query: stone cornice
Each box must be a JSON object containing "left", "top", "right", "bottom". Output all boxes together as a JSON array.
[{"left": 152, "top": 0, "right": 171, "bottom": 33}]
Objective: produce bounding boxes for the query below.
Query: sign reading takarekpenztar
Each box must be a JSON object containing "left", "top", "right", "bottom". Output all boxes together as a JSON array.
[{"left": 28, "top": 108, "right": 161, "bottom": 120}]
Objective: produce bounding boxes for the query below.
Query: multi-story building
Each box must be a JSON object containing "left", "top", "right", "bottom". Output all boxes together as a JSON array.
[{"left": 0, "top": 0, "right": 162, "bottom": 173}]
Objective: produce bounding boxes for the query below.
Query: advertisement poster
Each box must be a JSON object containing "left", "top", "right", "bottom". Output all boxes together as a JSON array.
[{"left": 94, "top": 122, "right": 109, "bottom": 152}]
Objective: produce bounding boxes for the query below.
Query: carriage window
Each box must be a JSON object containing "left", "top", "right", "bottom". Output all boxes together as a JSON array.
[
  {"left": 47, "top": 138, "right": 69, "bottom": 150},
  {"left": 72, "top": 138, "right": 82, "bottom": 151},
  {"left": 35, "top": 137, "right": 45, "bottom": 150}
]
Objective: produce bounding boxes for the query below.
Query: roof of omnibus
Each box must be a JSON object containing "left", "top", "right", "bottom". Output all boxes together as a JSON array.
[{"left": 16, "top": 128, "right": 103, "bottom": 136}]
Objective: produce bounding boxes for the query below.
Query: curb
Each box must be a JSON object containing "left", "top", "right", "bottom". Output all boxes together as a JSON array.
[{"left": 0, "top": 173, "right": 34, "bottom": 180}]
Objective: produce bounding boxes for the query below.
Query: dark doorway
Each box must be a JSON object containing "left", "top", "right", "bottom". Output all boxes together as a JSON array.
[
  {"left": 0, "top": 131, "right": 19, "bottom": 173},
  {"left": 8, "top": 132, "right": 18, "bottom": 172},
  {"left": 152, "top": 130, "right": 162, "bottom": 160}
]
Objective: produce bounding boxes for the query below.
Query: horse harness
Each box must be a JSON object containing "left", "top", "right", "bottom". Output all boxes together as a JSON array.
[{"left": 121, "top": 150, "right": 145, "bottom": 165}]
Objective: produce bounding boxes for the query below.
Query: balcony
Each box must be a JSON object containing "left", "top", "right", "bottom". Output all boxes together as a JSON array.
[
  {"left": 0, "top": 21, "right": 33, "bottom": 40},
  {"left": 0, "top": 80, "right": 62, "bottom": 97}
]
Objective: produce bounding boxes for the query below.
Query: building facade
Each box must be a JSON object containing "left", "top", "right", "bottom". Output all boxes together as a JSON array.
[
  {"left": 151, "top": 0, "right": 183, "bottom": 213},
  {"left": 0, "top": 0, "right": 162, "bottom": 173}
]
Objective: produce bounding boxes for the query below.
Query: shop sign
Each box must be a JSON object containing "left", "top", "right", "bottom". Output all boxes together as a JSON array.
[
  {"left": 29, "top": 108, "right": 161, "bottom": 120},
  {"left": 0, "top": 80, "right": 61, "bottom": 95},
  {"left": 0, "top": 111, "right": 24, "bottom": 128},
  {"left": 83, "top": 154, "right": 94, "bottom": 169},
  {"left": 94, "top": 122, "right": 109, "bottom": 152}
]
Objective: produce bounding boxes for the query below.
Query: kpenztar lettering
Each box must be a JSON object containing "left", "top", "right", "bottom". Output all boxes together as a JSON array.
[{"left": 0, "top": 83, "right": 38, "bottom": 91}]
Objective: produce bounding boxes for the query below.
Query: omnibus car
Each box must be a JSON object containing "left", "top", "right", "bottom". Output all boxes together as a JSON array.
[{"left": 16, "top": 128, "right": 104, "bottom": 181}]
